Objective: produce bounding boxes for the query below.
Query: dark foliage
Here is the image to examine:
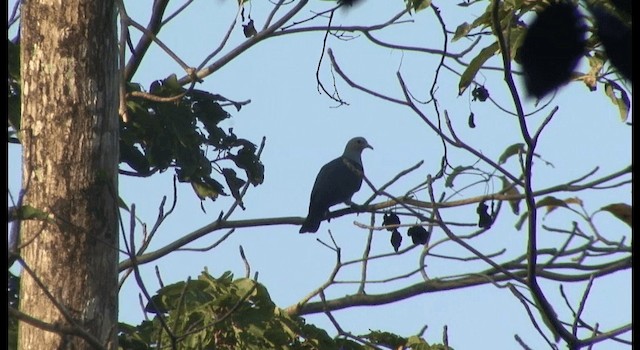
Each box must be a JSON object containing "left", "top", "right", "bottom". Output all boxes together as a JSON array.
[
  {"left": 519, "top": 1, "right": 586, "bottom": 98},
  {"left": 122, "top": 76, "right": 264, "bottom": 203}
]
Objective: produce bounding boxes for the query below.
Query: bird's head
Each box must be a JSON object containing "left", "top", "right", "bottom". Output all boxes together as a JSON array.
[{"left": 346, "top": 137, "right": 373, "bottom": 153}]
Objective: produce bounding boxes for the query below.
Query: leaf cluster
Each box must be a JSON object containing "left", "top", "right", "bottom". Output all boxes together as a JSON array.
[
  {"left": 7, "top": 39, "right": 265, "bottom": 205},
  {"left": 122, "top": 75, "right": 264, "bottom": 203},
  {"left": 118, "top": 270, "right": 442, "bottom": 350},
  {"left": 454, "top": 0, "right": 631, "bottom": 105}
]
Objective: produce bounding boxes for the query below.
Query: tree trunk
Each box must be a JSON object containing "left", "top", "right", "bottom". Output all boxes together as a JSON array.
[{"left": 18, "top": 0, "right": 119, "bottom": 349}]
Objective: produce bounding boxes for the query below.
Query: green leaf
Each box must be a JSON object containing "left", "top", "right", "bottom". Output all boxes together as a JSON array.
[
  {"left": 120, "top": 268, "right": 438, "bottom": 350},
  {"left": 536, "top": 195, "right": 570, "bottom": 214},
  {"left": 508, "top": 24, "right": 527, "bottom": 61},
  {"left": 234, "top": 278, "right": 257, "bottom": 295},
  {"left": 8, "top": 85, "right": 21, "bottom": 135},
  {"left": 500, "top": 176, "right": 521, "bottom": 215},
  {"left": 600, "top": 203, "right": 632, "bottom": 227},
  {"left": 163, "top": 73, "right": 183, "bottom": 93},
  {"left": 445, "top": 165, "right": 474, "bottom": 188},
  {"left": 8, "top": 40, "right": 20, "bottom": 80},
  {"left": 117, "top": 197, "right": 130, "bottom": 211},
  {"left": 191, "top": 178, "right": 227, "bottom": 201},
  {"left": 406, "top": 0, "right": 432, "bottom": 12},
  {"left": 405, "top": 335, "right": 433, "bottom": 350},
  {"left": 452, "top": 22, "right": 471, "bottom": 42},
  {"left": 17, "top": 205, "right": 49, "bottom": 221},
  {"left": 469, "top": 7, "right": 492, "bottom": 30},
  {"left": 362, "top": 330, "right": 407, "bottom": 348},
  {"left": 604, "top": 81, "right": 630, "bottom": 122},
  {"left": 498, "top": 143, "right": 525, "bottom": 164},
  {"left": 458, "top": 41, "right": 499, "bottom": 95},
  {"left": 515, "top": 211, "right": 528, "bottom": 231},
  {"left": 515, "top": 196, "right": 582, "bottom": 230}
]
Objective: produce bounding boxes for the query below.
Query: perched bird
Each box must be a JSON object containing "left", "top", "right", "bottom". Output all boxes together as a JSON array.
[{"left": 300, "top": 137, "right": 373, "bottom": 233}]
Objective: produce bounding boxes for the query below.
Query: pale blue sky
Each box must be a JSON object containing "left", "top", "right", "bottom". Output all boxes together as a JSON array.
[{"left": 8, "top": 1, "right": 632, "bottom": 349}]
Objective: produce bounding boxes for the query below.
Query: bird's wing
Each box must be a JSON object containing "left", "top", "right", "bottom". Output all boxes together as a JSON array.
[{"left": 309, "top": 156, "right": 364, "bottom": 209}]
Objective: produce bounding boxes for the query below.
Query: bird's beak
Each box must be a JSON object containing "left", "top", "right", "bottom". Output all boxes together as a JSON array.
[{"left": 366, "top": 143, "right": 374, "bottom": 150}]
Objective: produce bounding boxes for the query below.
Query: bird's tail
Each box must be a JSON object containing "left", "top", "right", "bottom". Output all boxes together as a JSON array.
[{"left": 299, "top": 211, "right": 322, "bottom": 234}]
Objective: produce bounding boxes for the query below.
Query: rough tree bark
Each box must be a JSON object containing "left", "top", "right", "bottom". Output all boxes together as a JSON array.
[{"left": 18, "top": 0, "right": 119, "bottom": 349}]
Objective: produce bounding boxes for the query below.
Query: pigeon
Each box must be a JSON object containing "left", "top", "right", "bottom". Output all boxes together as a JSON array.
[{"left": 299, "top": 137, "right": 373, "bottom": 233}]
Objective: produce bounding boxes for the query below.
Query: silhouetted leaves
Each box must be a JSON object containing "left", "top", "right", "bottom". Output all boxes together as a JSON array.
[
  {"left": 407, "top": 225, "right": 429, "bottom": 245},
  {"left": 222, "top": 168, "right": 247, "bottom": 209},
  {"left": 477, "top": 201, "right": 493, "bottom": 229},
  {"left": 228, "top": 140, "right": 265, "bottom": 186},
  {"left": 120, "top": 142, "right": 150, "bottom": 175},
  {"left": 519, "top": 1, "right": 586, "bottom": 98},
  {"left": 121, "top": 75, "right": 263, "bottom": 205},
  {"left": 382, "top": 211, "right": 401, "bottom": 231},
  {"left": 589, "top": 0, "right": 631, "bottom": 81},
  {"left": 390, "top": 229, "right": 402, "bottom": 252}
]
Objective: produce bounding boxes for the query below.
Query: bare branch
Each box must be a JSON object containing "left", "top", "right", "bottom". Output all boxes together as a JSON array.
[
  {"left": 177, "top": 0, "right": 310, "bottom": 85},
  {"left": 123, "top": 0, "right": 171, "bottom": 80}
]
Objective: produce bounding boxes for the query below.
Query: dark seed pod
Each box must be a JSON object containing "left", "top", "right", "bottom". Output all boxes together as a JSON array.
[
  {"left": 390, "top": 229, "right": 402, "bottom": 252},
  {"left": 477, "top": 201, "right": 493, "bottom": 229},
  {"left": 382, "top": 211, "right": 401, "bottom": 232},
  {"left": 472, "top": 86, "right": 489, "bottom": 102},
  {"left": 407, "top": 225, "right": 430, "bottom": 245}
]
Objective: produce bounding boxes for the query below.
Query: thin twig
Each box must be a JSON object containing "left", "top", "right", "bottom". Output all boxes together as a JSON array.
[
  {"left": 239, "top": 245, "right": 251, "bottom": 279},
  {"left": 357, "top": 213, "right": 375, "bottom": 294},
  {"left": 128, "top": 204, "right": 178, "bottom": 350},
  {"left": 263, "top": 0, "right": 286, "bottom": 30},
  {"left": 197, "top": 5, "right": 243, "bottom": 72},
  {"left": 161, "top": 0, "right": 194, "bottom": 26},
  {"left": 177, "top": 0, "right": 310, "bottom": 85}
]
